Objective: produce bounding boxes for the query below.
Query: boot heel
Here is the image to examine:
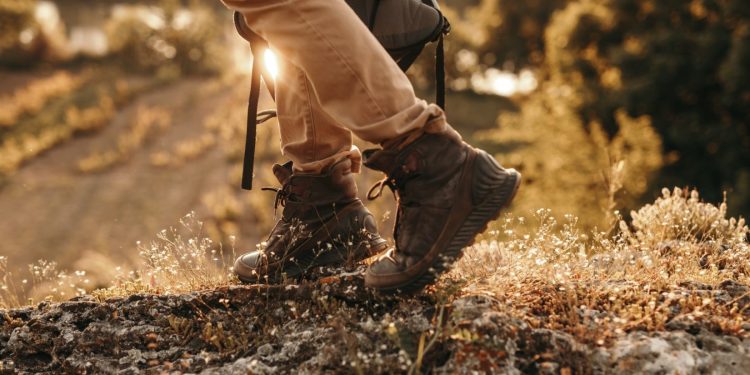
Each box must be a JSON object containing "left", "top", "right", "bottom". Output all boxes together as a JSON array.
[{"left": 472, "top": 150, "right": 521, "bottom": 206}]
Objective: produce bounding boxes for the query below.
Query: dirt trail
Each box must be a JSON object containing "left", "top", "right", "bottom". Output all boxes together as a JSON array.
[
  {"left": 0, "top": 71, "right": 49, "bottom": 96},
  {"left": 0, "top": 78, "right": 234, "bottom": 284}
]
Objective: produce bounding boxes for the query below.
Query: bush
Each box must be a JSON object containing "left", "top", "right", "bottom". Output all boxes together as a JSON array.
[
  {"left": 482, "top": 84, "right": 663, "bottom": 229},
  {"left": 105, "top": 2, "right": 226, "bottom": 75},
  {"left": 625, "top": 188, "right": 749, "bottom": 275},
  {"left": 0, "top": 0, "right": 35, "bottom": 51},
  {"left": 0, "top": 0, "right": 68, "bottom": 68},
  {"left": 630, "top": 188, "right": 748, "bottom": 247}
]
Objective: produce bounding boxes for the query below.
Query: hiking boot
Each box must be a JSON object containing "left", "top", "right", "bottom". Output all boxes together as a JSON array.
[
  {"left": 234, "top": 159, "right": 388, "bottom": 283},
  {"left": 363, "top": 131, "right": 521, "bottom": 292}
]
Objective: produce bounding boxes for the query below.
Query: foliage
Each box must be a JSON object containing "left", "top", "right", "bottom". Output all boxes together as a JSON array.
[
  {"left": 105, "top": 1, "right": 226, "bottom": 75},
  {"left": 1, "top": 5, "right": 748, "bottom": 361},
  {"left": 0, "top": 0, "right": 67, "bottom": 67},
  {"left": 0, "top": 71, "right": 82, "bottom": 127},
  {"left": 448, "top": 187, "right": 750, "bottom": 343},
  {"left": 543, "top": 0, "right": 750, "bottom": 215},
  {"left": 0, "top": 69, "right": 154, "bottom": 178},
  {"left": 479, "top": 82, "right": 663, "bottom": 228},
  {"left": 441, "top": 0, "right": 750, "bottom": 217},
  {"left": 77, "top": 105, "right": 172, "bottom": 173},
  {"left": 444, "top": 0, "right": 570, "bottom": 71},
  {"left": 0, "top": 0, "right": 35, "bottom": 51}
]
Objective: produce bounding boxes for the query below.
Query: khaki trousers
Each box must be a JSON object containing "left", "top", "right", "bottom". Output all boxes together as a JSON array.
[{"left": 222, "top": 0, "right": 458, "bottom": 173}]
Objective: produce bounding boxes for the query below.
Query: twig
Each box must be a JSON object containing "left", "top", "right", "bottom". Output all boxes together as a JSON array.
[{"left": 408, "top": 304, "right": 445, "bottom": 375}]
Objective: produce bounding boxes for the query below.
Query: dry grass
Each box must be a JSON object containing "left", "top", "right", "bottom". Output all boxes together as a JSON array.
[
  {"left": 0, "top": 257, "right": 91, "bottom": 308},
  {"left": 3, "top": 186, "right": 748, "bottom": 351},
  {"left": 1, "top": 212, "right": 234, "bottom": 308},
  {"left": 0, "top": 72, "right": 152, "bottom": 177},
  {"left": 445, "top": 187, "right": 750, "bottom": 344},
  {"left": 92, "top": 212, "right": 237, "bottom": 300},
  {"left": 0, "top": 71, "right": 84, "bottom": 127},
  {"left": 150, "top": 133, "right": 216, "bottom": 167}
]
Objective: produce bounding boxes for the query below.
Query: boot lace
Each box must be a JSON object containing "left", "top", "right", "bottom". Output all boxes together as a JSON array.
[
  {"left": 366, "top": 177, "right": 397, "bottom": 200},
  {"left": 366, "top": 176, "right": 410, "bottom": 254},
  {"left": 261, "top": 184, "right": 291, "bottom": 217}
]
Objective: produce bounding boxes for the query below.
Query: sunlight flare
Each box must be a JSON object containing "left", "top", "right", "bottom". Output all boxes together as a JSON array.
[{"left": 264, "top": 48, "right": 279, "bottom": 80}]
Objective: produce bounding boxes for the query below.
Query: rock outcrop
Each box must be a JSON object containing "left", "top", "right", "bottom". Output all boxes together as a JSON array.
[{"left": 1, "top": 276, "right": 749, "bottom": 374}]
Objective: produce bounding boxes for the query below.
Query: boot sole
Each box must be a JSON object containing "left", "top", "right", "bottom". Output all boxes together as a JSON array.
[
  {"left": 368, "top": 151, "right": 521, "bottom": 293},
  {"left": 237, "top": 200, "right": 388, "bottom": 284},
  {"left": 278, "top": 234, "right": 387, "bottom": 281},
  {"left": 237, "top": 238, "right": 387, "bottom": 284}
]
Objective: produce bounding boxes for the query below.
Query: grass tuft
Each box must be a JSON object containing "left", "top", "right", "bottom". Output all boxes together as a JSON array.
[
  {"left": 444, "top": 187, "right": 749, "bottom": 344},
  {"left": 3, "top": 186, "right": 748, "bottom": 351}
]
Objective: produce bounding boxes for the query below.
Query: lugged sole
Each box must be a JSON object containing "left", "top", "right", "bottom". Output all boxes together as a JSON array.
[
  {"left": 236, "top": 200, "right": 388, "bottom": 284},
  {"left": 237, "top": 234, "right": 387, "bottom": 284},
  {"left": 282, "top": 237, "right": 387, "bottom": 280},
  {"left": 376, "top": 156, "right": 522, "bottom": 294}
]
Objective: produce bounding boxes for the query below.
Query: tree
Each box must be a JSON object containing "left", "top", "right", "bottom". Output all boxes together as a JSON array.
[
  {"left": 544, "top": 0, "right": 750, "bottom": 215},
  {"left": 440, "top": 0, "right": 569, "bottom": 76}
]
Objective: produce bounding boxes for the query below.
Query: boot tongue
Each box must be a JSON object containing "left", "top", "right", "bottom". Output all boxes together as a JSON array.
[
  {"left": 272, "top": 161, "right": 293, "bottom": 184},
  {"left": 362, "top": 148, "right": 400, "bottom": 174}
]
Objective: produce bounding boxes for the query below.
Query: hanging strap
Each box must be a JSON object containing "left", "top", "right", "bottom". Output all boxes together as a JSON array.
[
  {"left": 395, "top": 38, "right": 443, "bottom": 109},
  {"left": 435, "top": 34, "right": 446, "bottom": 109},
  {"left": 428, "top": 0, "right": 450, "bottom": 109},
  {"left": 234, "top": 12, "right": 276, "bottom": 190}
]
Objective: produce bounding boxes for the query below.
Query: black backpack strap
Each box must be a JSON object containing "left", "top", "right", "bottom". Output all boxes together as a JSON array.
[
  {"left": 394, "top": 14, "right": 449, "bottom": 110},
  {"left": 435, "top": 33, "right": 446, "bottom": 110},
  {"left": 426, "top": 1, "right": 449, "bottom": 109},
  {"left": 234, "top": 12, "right": 276, "bottom": 190}
]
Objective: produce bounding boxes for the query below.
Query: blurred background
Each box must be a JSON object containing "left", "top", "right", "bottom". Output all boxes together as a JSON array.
[{"left": 0, "top": 0, "right": 748, "bottom": 290}]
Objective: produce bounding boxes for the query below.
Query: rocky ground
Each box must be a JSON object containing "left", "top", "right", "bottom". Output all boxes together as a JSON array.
[{"left": 2, "top": 271, "right": 749, "bottom": 374}]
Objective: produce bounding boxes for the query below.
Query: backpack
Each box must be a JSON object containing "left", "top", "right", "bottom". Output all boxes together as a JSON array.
[{"left": 233, "top": 0, "right": 450, "bottom": 189}]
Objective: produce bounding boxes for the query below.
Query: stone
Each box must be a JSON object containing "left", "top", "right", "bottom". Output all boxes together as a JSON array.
[{"left": 1, "top": 279, "right": 748, "bottom": 374}]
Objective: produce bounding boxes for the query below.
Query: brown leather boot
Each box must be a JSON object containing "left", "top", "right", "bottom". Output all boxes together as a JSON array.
[
  {"left": 233, "top": 158, "right": 388, "bottom": 283},
  {"left": 363, "top": 131, "right": 521, "bottom": 292}
]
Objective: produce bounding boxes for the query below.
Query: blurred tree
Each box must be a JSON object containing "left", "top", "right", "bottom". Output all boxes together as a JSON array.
[
  {"left": 0, "top": 0, "right": 67, "bottom": 67},
  {"left": 441, "top": 0, "right": 569, "bottom": 74},
  {"left": 475, "top": 0, "right": 570, "bottom": 71},
  {"left": 105, "top": 0, "right": 226, "bottom": 76},
  {"left": 543, "top": 0, "right": 750, "bottom": 215},
  {"left": 0, "top": 0, "right": 35, "bottom": 51},
  {"left": 482, "top": 82, "right": 662, "bottom": 228},
  {"left": 446, "top": 0, "right": 750, "bottom": 216}
]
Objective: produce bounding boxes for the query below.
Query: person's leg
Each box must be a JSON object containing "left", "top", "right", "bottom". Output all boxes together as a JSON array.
[
  {"left": 233, "top": 56, "right": 385, "bottom": 284},
  {"left": 223, "top": 0, "right": 520, "bottom": 291},
  {"left": 223, "top": 0, "right": 458, "bottom": 157},
  {"left": 274, "top": 54, "right": 361, "bottom": 174}
]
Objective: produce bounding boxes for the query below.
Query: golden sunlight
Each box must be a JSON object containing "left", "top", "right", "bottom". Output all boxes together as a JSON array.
[{"left": 264, "top": 48, "right": 279, "bottom": 80}]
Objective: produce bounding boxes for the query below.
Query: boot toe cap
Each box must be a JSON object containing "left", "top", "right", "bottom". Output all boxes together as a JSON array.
[
  {"left": 233, "top": 252, "right": 264, "bottom": 282},
  {"left": 365, "top": 251, "right": 410, "bottom": 289},
  {"left": 367, "top": 257, "right": 399, "bottom": 275}
]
